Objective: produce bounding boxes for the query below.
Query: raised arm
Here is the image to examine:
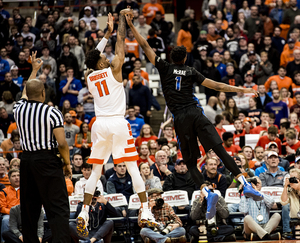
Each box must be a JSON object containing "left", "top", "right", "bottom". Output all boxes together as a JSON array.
[
  {"left": 95, "top": 13, "right": 113, "bottom": 53},
  {"left": 125, "top": 13, "right": 156, "bottom": 65},
  {"left": 202, "top": 78, "right": 258, "bottom": 96}
]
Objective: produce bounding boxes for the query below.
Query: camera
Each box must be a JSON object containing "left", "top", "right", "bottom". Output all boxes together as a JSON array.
[
  {"left": 247, "top": 177, "right": 258, "bottom": 186},
  {"left": 289, "top": 177, "right": 299, "bottom": 184},
  {"left": 92, "top": 190, "right": 101, "bottom": 204},
  {"left": 161, "top": 220, "right": 174, "bottom": 235},
  {"left": 207, "top": 223, "right": 218, "bottom": 236},
  {"left": 154, "top": 198, "right": 164, "bottom": 209}
]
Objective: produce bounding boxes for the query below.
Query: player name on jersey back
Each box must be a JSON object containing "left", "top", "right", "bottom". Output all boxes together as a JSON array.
[
  {"left": 173, "top": 69, "right": 186, "bottom": 75},
  {"left": 89, "top": 72, "right": 108, "bottom": 81}
]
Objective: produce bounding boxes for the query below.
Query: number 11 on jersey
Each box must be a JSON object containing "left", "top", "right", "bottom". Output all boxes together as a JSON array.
[
  {"left": 175, "top": 76, "right": 182, "bottom": 91},
  {"left": 95, "top": 80, "right": 110, "bottom": 97}
]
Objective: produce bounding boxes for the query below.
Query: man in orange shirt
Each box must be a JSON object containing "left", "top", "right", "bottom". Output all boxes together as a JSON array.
[
  {"left": 0, "top": 130, "right": 19, "bottom": 158},
  {"left": 6, "top": 122, "right": 17, "bottom": 139},
  {"left": 142, "top": 0, "right": 165, "bottom": 25},
  {"left": 125, "top": 29, "right": 141, "bottom": 58},
  {"left": 128, "top": 58, "right": 149, "bottom": 81},
  {"left": 0, "top": 158, "right": 10, "bottom": 187},
  {"left": 280, "top": 38, "right": 296, "bottom": 67},
  {"left": 223, "top": 132, "right": 241, "bottom": 156},
  {"left": 264, "top": 66, "right": 293, "bottom": 91},
  {"left": 207, "top": 23, "right": 221, "bottom": 47},
  {"left": 256, "top": 126, "right": 282, "bottom": 154},
  {"left": 69, "top": 110, "right": 82, "bottom": 128},
  {"left": 0, "top": 169, "right": 20, "bottom": 239},
  {"left": 251, "top": 112, "right": 270, "bottom": 134},
  {"left": 215, "top": 114, "right": 226, "bottom": 138}
]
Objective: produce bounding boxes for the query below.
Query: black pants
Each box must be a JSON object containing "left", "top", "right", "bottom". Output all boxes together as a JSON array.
[
  {"left": 2, "top": 229, "right": 53, "bottom": 243},
  {"left": 189, "top": 225, "right": 235, "bottom": 242},
  {"left": 69, "top": 220, "right": 114, "bottom": 243},
  {"left": 173, "top": 106, "right": 241, "bottom": 187},
  {"left": 20, "top": 150, "right": 70, "bottom": 243}
]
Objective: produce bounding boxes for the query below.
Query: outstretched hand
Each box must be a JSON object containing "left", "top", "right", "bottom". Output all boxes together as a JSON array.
[
  {"left": 125, "top": 13, "right": 134, "bottom": 26},
  {"left": 31, "top": 51, "right": 43, "bottom": 71},
  {"left": 107, "top": 13, "right": 113, "bottom": 33},
  {"left": 244, "top": 88, "right": 258, "bottom": 97},
  {"left": 120, "top": 8, "right": 133, "bottom": 16}
]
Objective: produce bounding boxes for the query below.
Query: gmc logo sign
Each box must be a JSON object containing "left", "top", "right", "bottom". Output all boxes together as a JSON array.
[
  {"left": 106, "top": 196, "right": 123, "bottom": 201},
  {"left": 70, "top": 200, "right": 81, "bottom": 205},
  {"left": 163, "top": 195, "right": 185, "bottom": 201},
  {"left": 263, "top": 191, "right": 281, "bottom": 196},
  {"left": 228, "top": 192, "right": 240, "bottom": 197},
  {"left": 132, "top": 198, "right": 140, "bottom": 203}
]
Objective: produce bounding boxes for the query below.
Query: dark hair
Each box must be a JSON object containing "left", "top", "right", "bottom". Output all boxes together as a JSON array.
[
  {"left": 156, "top": 137, "right": 168, "bottom": 146},
  {"left": 181, "top": 19, "right": 191, "bottom": 31},
  {"left": 294, "top": 71, "right": 300, "bottom": 77},
  {"left": 8, "top": 169, "right": 19, "bottom": 178},
  {"left": 79, "top": 122, "right": 88, "bottom": 134},
  {"left": 215, "top": 114, "right": 224, "bottom": 124},
  {"left": 90, "top": 20, "right": 97, "bottom": 24},
  {"left": 163, "top": 123, "right": 173, "bottom": 130},
  {"left": 259, "top": 9, "right": 268, "bottom": 16},
  {"left": 148, "top": 28, "right": 156, "bottom": 36},
  {"left": 82, "top": 162, "right": 92, "bottom": 169},
  {"left": 269, "top": 112, "right": 275, "bottom": 119},
  {"left": 134, "top": 58, "right": 141, "bottom": 63},
  {"left": 170, "top": 46, "right": 187, "bottom": 64},
  {"left": 222, "top": 131, "right": 233, "bottom": 141},
  {"left": 267, "top": 125, "right": 278, "bottom": 135},
  {"left": 72, "top": 153, "right": 82, "bottom": 160},
  {"left": 85, "top": 49, "right": 101, "bottom": 69}
]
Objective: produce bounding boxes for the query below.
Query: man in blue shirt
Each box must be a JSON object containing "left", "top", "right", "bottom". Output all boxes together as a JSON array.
[
  {"left": 265, "top": 89, "right": 288, "bottom": 127},
  {"left": 0, "top": 55, "right": 9, "bottom": 82},
  {"left": 59, "top": 67, "right": 82, "bottom": 108},
  {"left": 0, "top": 0, "right": 10, "bottom": 19},
  {"left": 126, "top": 106, "right": 145, "bottom": 138},
  {"left": 212, "top": 52, "right": 227, "bottom": 78}
]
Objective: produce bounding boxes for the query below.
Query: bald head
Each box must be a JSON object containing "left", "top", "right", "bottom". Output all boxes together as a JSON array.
[{"left": 26, "top": 79, "right": 45, "bottom": 100}]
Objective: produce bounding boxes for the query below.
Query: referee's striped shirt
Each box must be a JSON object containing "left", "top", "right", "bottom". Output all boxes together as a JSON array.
[{"left": 13, "top": 99, "right": 64, "bottom": 152}]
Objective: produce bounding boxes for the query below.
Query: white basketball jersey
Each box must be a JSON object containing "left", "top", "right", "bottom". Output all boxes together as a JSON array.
[{"left": 87, "top": 67, "right": 126, "bottom": 116}]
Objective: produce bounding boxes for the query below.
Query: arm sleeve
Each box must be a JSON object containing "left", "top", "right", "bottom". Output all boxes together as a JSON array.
[
  {"left": 50, "top": 108, "right": 64, "bottom": 129},
  {"left": 263, "top": 194, "right": 275, "bottom": 209},
  {"left": 218, "top": 176, "right": 228, "bottom": 197},
  {"left": 0, "top": 191, "right": 10, "bottom": 215},
  {"left": 0, "top": 61, "right": 10, "bottom": 75},
  {"left": 238, "top": 196, "right": 249, "bottom": 213},
  {"left": 104, "top": 202, "right": 120, "bottom": 217},
  {"left": 162, "top": 174, "right": 173, "bottom": 191},
  {"left": 154, "top": 55, "right": 169, "bottom": 73},
  {"left": 106, "top": 180, "right": 117, "bottom": 194},
  {"left": 95, "top": 37, "right": 108, "bottom": 53},
  {"left": 259, "top": 173, "right": 267, "bottom": 187},
  {"left": 168, "top": 204, "right": 183, "bottom": 226},
  {"left": 194, "top": 69, "right": 206, "bottom": 86},
  {"left": 216, "top": 196, "right": 229, "bottom": 219},
  {"left": 190, "top": 198, "right": 203, "bottom": 221}
]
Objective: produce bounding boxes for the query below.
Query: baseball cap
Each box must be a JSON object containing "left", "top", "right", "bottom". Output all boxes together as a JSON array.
[
  {"left": 5, "top": 39, "right": 14, "bottom": 46},
  {"left": 15, "top": 33, "right": 22, "bottom": 38},
  {"left": 244, "top": 72, "right": 253, "bottom": 78},
  {"left": 248, "top": 51, "right": 255, "bottom": 56},
  {"left": 226, "top": 62, "right": 234, "bottom": 67},
  {"left": 84, "top": 6, "right": 92, "bottom": 11},
  {"left": 10, "top": 65, "right": 18, "bottom": 71},
  {"left": 243, "top": 117, "right": 252, "bottom": 123},
  {"left": 267, "top": 151, "right": 278, "bottom": 158},
  {"left": 238, "top": 36, "right": 246, "bottom": 41},
  {"left": 200, "top": 30, "right": 207, "bottom": 35},
  {"left": 175, "top": 159, "right": 184, "bottom": 165},
  {"left": 267, "top": 141, "right": 278, "bottom": 148},
  {"left": 233, "top": 156, "right": 241, "bottom": 162},
  {"left": 198, "top": 46, "right": 207, "bottom": 51},
  {"left": 288, "top": 38, "right": 295, "bottom": 44},
  {"left": 41, "top": 28, "right": 50, "bottom": 33},
  {"left": 295, "top": 156, "right": 300, "bottom": 164},
  {"left": 147, "top": 188, "right": 164, "bottom": 197},
  {"left": 69, "top": 110, "right": 77, "bottom": 117},
  {"left": 62, "top": 42, "right": 70, "bottom": 48},
  {"left": 24, "top": 36, "right": 33, "bottom": 42}
]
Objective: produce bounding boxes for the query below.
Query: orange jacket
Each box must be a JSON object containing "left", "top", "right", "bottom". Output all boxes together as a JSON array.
[
  {"left": 0, "top": 185, "right": 20, "bottom": 215},
  {"left": 125, "top": 38, "right": 140, "bottom": 58},
  {"left": 74, "top": 133, "right": 92, "bottom": 148},
  {"left": 264, "top": 75, "right": 293, "bottom": 91},
  {"left": 142, "top": 3, "right": 165, "bottom": 25},
  {"left": 0, "top": 174, "right": 11, "bottom": 187},
  {"left": 89, "top": 117, "right": 96, "bottom": 131},
  {"left": 177, "top": 29, "right": 193, "bottom": 53},
  {"left": 7, "top": 122, "right": 17, "bottom": 137},
  {"left": 128, "top": 70, "right": 149, "bottom": 81},
  {"left": 65, "top": 178, "right": 74, "bottom": 196},
  {"left": 0, "top": 139, "right": 13, "bottom": 158},
  {"left": 283, "top": 41, "right": 300, "bottom": 53},
  {"left": 279, "top": 24, "right": 290, "bottom": 40},
  {"left": 280, "top": 48, "right": 295, "bottom": 67}
]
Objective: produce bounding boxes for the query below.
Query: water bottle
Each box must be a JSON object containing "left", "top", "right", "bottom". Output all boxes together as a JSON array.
[{"left": 130, "top": 236, "right": 135, "bottom": 243}]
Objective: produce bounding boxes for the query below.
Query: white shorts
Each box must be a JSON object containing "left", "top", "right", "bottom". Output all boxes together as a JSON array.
[{"left": 87, "top": 116, "right": 138, "bottom": 165}]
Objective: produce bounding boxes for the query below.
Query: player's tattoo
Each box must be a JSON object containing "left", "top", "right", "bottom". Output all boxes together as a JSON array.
[
  {"left": 118, "top": 14, "right": 126, "bottom": 40},
  {"left": 203, "top": 78, "right": 244, "bottom": 93}
]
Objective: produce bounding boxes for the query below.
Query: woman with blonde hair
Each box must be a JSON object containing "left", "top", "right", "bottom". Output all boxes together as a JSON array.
[
  {"left": 216, "top": 92, "right": 227, "bottom": 115},
  {"left": 147, "top": 139, "right": 157, "bottom": 162},
  {"left": 139, "top": 162, "right": 162, "bottom": 190},
  {"left": 9, "top": 158, "right": 20, "bottom": 170},
  {"left": 138, "top": 144, "right": 155, "bottom": 166},
  {"left": 135, "top": 124, "right": 158, "bottom": 149}
]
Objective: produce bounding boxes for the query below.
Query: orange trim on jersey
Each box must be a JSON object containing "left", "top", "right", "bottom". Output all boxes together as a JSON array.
[
  {"left": 129, "top": 131, "right": 132, "bottom": 136},
  {"left": 114, "top": 155, "right": 139, "bottom": 164},
  {"left": 87, "top": 158, "right": 105, "bottom": 164},
  {"left": 127, "top": 139, "right": 134, "bottom": 145},
  {"left": 127, "top": 123, "right": 131, "bottom": 130},
  {"left": 125, "top": 147, "right": 136, "bottom": 153}
]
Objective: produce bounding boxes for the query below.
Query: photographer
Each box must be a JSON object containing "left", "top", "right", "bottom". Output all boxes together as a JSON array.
[
  {"left": 239, "top": 176, "right": 281, "bottom": 241},
  {"left": 138, "top": 188, "right": 186, "bottom": 243},
  {"left": 69, "top": 190, "right": 119, "bottom": 243},
  {"left": 189, "top": 181, "right": 235, "bottom": 242}
]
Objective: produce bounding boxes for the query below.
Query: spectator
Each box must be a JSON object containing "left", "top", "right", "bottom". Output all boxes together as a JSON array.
[
  {"left": 255, "top": 84, "right": 273, "bottom": 110},
  {"left": 106, "top": 163, "right": 134, "bottom": 216},
  {"left": 241, "top": 51, "right": 259, "bottom": 78},
  {"left": 265, "top": 89, "right": 288, "bottom": 127},
  {"left": 0, "top": 169, "right": 20, "bottom": 238},
  {"left": 147, "top": 139, "right": 157, "bottom": 161},
  {"left": 289, "top": 112, "right": 300, "bottom": 132},
  {"left": 78, "top": 20, "right": 88, "bottom": 45},
  {"left": 57, "top": 43, "right": 80, "bottom": 79},
  {"left": 74, "top": 122, "right": 92, "bottom": 160},
  {"left": 243, "top": 73, "right": 258, "bottom": 95},
  {"left": 0, "top": 130, "right": 18, "bottom": 159},
  {"left": 135, "top": 124, "right": 158, "bottom": 148},
  {"left": 139, "top": 162, "right": 161, "bottom": 190},
  {"left": 24, "top": 16, "right": 39, "bottom": 37},
  {"left": 282, "top": 0, "right": 300, "bottom": 25},
  {"left": 207, "top": 23, "right": 222, "bottom": 47},
  {"left": 79, "top": 1, "right": 97, "bottom": 19},
  {"left": 0, "top": 157, "right": 10, "bottom": 187},
  {"left": 138, "top": 144, "right": 155, "bottom": 166},
  {"left": 203, "top": 96, "right": 218, "bottom": 124},
  {"left": 0, "top": 48, "right": 15, "bottom": 69},
  {"left": 74, "top": 163, "right": 104, "bottom": 196},
  {"left": 129, "top": 75, "right": 152, "bottom": 124},
  {"left": 225, "top": 97, "right": 239, "bottom": 119},
  {"left": 150, "top": 11, "right": 169, "bottom": 46},
  {"left": 56, "top": 6, "right": 79, "bottom": 29},
  {"left": 256, "top": 126, "right": 282, "bottom": 152},
  {"left": 0, "top": 72, "right": 19, "bottom": 103},
  {"left": 136, "top": 15, "right": 151, "bottom": 40},
  {"left": 142, "top": 0, "right": 165, "bottom": 25},
  {"left": 239, "top": 176, "right": 281, "bottom": 240},
  {"left": 233, "top": 87, "right": 250, "bottom": 111},
  {"left": 6, "top": 136, "right": 22, "bottom": 162},
  {"left": 0, "top": 107, "right": 14, "bottom": 137},
  {"left": 269, "top": 0, "right": 286, "bottom": 24},
  {"left": 138, "top": 188, "right": 186, "bottom": 242},
  {"left": 78, "top": 78, "right": 95, "bottom": 118},
  {"left": 232, "top": 119, "right": 246, "bottom": 147},
  {"left": 0, "top": 50, "right": 9, "bottom": 81},
  {"left": 216, "top": 92, "right": 227, "bottom": 114},
  {"left": 239, "top": 43, "right": 261, "bottom": 71},
  {"left": 280, "top": 87, "right": 294, "bottom": 109},
  {"left": 290, "top": 92, "right": 300, "bottom": 117},
  {"left": 253, "top": 146, "right": 265, "bottom": 168},
  {"left": 126, "top": 106, "right": 145, "bottom": 138},
  {"left": 64, "top": 112, "right": 79, "bottom": 157},
  {"left": 244, "top": 5, "right": 262, "bottom": 39},
  {"left": 15, "top": 51, "right": 32, "bottom": 80},
  {"left": 269, "top": 141, "right": 290, "bottom": 170},
  {"left": 75, "top": 103, "right": 92, "bottom": 125},
  {"left": 193, "top": 30, "right": 213, "bottom": 60},
  {"left": 0, "top": 91, "right": 15, "bottom": 115},
  {"left": 38, "top": 74, "right": 55, "bottom": 104},
  {"left": 69, "top": 35, "right": 85, "bottom": 74},
  {"left": 125, "top": 28, "right": 141, "bottom": 59},
  {"left": 2, "top": 204, "right": 45, "bottom": 243},
  {"left": 233, "top": 36, "right": 248, "bottom": 66},
  {"left": 9, "top": 158, "right": 20, "bottom": 171},
  {"left": 260, "top": 36, "right": 279, "bottom": 73},
  {"left": 59, "top": 66, "right": 82, "bottom": 108},
  {"left": 146, "top": 28, "right": 164, "bottom": 74},
  {"left": 258, "top": 151, "right": 291, "bottom": 238},
  {"left": 282, "top": 129, "right": 300, "bottom": 155},
  {"left": 255, "top": 51, "right": 273, "bottom": 85},
  {"left": 203, "top": 158, "right": 227, "bottom": 197},
  {"left": 35, "top": 28, "right": 56, "bottom": 55},
  {"left": 128, "top": 58, "right": 149, "bottom": 81},
  {"left": 162, "top": 124, "right": 175, "bottom": 142},
  {"left": 104, "top": 43, "right": 115, "bottom": 63},
  {"left": 223, "top": 132, "right": 241, "bottom": 156},
  {"left": 259, "top": 10, "right": 274, "bottom": 36},
  {"left": 21, "top": 23, "right": 36, "bottom": 43},
  {"left": 79, "top": 6, "right": 99, "bottom": 29},
  {"left": 10, "top": 65, "right": 23, "bottom": 89},
  {"left": 281, "top": 38, "right": 296, "bottom": 68},
  {"left": 35, "top": 4, "right": 49, "bottom": 29},
  {"left": 71, "top": 153, "right": 83, "bottom": 175},
  {"left": 222, "top": 50, "right": 238, "bottom": 68},
  {"left": 70, "top": 193, "right": 118, "bottom": 243},
  {"left": 212, "top": 52, "right": 227, "bottom": 78},
  {"left": 247, "top": 97, "right": 262, "bottom": 124},
  {"left": 272, "top": 26, "right": 286, "bottom": 55},
  {"left": 225, "top": 27, "right": 239, "bottom": 55},
  {"left": 210, "top": 37, "right": 225, "bottom": 57},
  {"left": 287, "top": 49, "right": 300, "bottom": 77}
]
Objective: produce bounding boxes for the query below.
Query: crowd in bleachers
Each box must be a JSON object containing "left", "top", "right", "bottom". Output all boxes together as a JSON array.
[{"left": 1, "top": 0, "right": 300, "bottom": 242}]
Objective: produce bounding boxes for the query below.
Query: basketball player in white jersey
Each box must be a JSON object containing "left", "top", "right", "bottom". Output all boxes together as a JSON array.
[{"left": 76, "top": 9, "right": 158, "bottom": 237}]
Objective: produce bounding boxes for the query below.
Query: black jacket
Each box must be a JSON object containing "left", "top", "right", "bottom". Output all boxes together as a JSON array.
[
  {"left": 129, "top": 83, "right": 152, "bottom": 114},
  {"left": 57, "top": 52, "right": 79, "bottom": 79},
  {"left": 255, "top": 94, "right": 273, "bottom": 110}
]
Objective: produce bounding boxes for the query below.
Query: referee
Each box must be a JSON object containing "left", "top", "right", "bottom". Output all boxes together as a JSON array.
[{"left": 13, "top": 52, "right": 72, "bottom": 243}]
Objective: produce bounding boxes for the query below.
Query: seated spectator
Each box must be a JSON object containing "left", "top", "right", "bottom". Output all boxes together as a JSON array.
[
  {"left": 290, "top": 92, "right": 300, "bottom": 118},
  {"left": 251, "top": 111, "right": 270, "bottom": 134},
  {"left": 203, "top": 96, "right": 218, "bottom": 124},
  {"left": 290, "top": 112, "right": 300, "bottom": 132},
  {"left": 162, "top": 124, "right": 176, "bottom": 143},
  {"left": 74, "top": 122, "right": 92, "bottom": 160},
  {"left": 10, "top": 65, "right": 23, "bottom": 89},
  {"left": 138, "top": 144, "right": 155, "bottom": 167},
  {"left": 128, "top": 58, "right": 149, "bottom": 81},
  {"left": 202, "top": 158, "right": 227, "bottom": 197},
  {"left": 189, "top": 181, "right": 234, "bottom": 243},
  {"left": 106, "top": 163, "right": 134, "bottom": 217},
  {"left": 9, "top": 158, "right": 20, "bottom": 170},
  {"left": 38, "top": 74, "right": 56, "bottom": 104},
  {"left": 215, "top": 114, "right": 226, "bottom": 139},
  {"left": 225, "top": 98, "right": 239, "bottom": 119},
  {"left": 287, "top": 49, "right": 300, "bottom": 78},
  {"left": 138, "top": 188, "right": 186, "bottom": 243},
  {"left": 150, "top": 150, "right": 174, "bottom": 184},
  {"left": 238, "top": 152, "right": 255, "bottom": 175},
  {"left": 0, "top": 91, "right": 16, "bottom": 115},
  {"left": 280, "top": 87, "right": 294, "bottom": 109},
  {"left": 243, "top": 72, "right": 258, "bottom": 96},
  {"left": 104, "top": 43, "right": 115, "bottom": 63},
  {"left": 280, "top": 38, "right": 295, "bottom": 67},
  {"left": 232, "top": 119, "right": 246, "bottom": 147},
  {"left": 70, "top": 193, "right": 118, "bottom": 242},
  {"left": 6, "top": 137, "right": 22, "bottom": 162},
  {"left": 265, "top": 66, "right": 293, "bottom": 92},
  {"left": 255, "top": 85, "right": 273, "bottom": 110},
  {"left": 253, "top": 146, "right": 265, "bottom": 168},
  {"left": 223, "top": 132, "right": 241, "bottom": 156},
  {"left": 139, "top": 162, "right": 162, "bottom": 190},
  {"left": 84, "top": 19, "right": 98, "bottom": 41},
  {"left": 2, "top": 204, "right": 45, "bottom": 243},
  {"left": 75, "top": 103, "right": 92, "bottom": 124},
  {"left": 0, "top": 169, "right": 20, "bottom": 238},
  {"left": 0, "top": 129, "right": 18, "bottom": 158},
  {"left": 74, "top": 163, "right": 103, "bottom": 196},
  {"left": 0, "top": 157, "right": 10, "bottom": 187},
  {"left": 255, "top": 51, "right": 273, "bottom": 85},
  {"left": 78, "top": 79, "right": 95, "bottom": 118},
  {"left": 64, "top": 112, "right": 80, "bottom": 158},
  {"left": 71, "top": 153, "right": 84, "bottom": 175},
  {"left": 239, "top": 176, "right": 281, "bottom": 240},
  {"left": 147, "top": 139, "right": 157, "bottom": 162},
  {"left": 79, "top": 6, "right": 99, "bottom": 29},
  {"left": 135, "top": 124, "right": 158, "bottom": 149},
  {"left": 0, "top": 72, "right": 20, "bottom": 102},
  {"left": 259, "top": 151, "right": 291, "bottom": 238},
  {"left": 69, "top": 110, "right": 82, "bottom": 128},
  {"left": 163, "top": 159, "right": 196, "bottom": 200},
  {"left": 256, "top": 126, "right": 282, "bottom": 153},
  {"left": 282, "top": 129, "right": 300, "bottom": 155},
  {"left": 35, "top": 29, "right": 56, "bottom": 55},
  {"left": 269, "top": 141, "right": 290, "bottom": 170},
  {"left": 212, "top": 52, "right": 227, "bottom": 78},
  {"left": 247, "top": 97, "right": 262, "bottom": 125},
  {"left": 239, "top": 43, "right": 261, "bottom": 71},
  {"left": 126, "top": 106, "right": 145, "bottom": 138},
  {"left": 233, "top": 86, "right": 250, "bottom": 111}
]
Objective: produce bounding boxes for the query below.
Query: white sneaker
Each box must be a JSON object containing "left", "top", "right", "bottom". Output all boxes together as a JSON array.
[
  {"left": 76, "top": 206, "right": 89, "bottom": 237},
  {"left": 140, "top": 208, "right": 160, "bottom": 227}
]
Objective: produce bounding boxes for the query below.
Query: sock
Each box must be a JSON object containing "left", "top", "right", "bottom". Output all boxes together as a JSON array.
[
  {"left": 202, "top": 186, "right": 210, "bottom": 198},
  {"left": 83, "top": 204, "right": 90, "bottom": 212},
  {"left": 238, "top": 175, "right": 248, "bottom": 185},
  {"left": 142, "top": 202, "right": 149, "bottom": 210}
]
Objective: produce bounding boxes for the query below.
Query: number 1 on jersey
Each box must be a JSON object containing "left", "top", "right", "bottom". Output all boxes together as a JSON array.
[
  {"left": 175, "top": 76, "right": 182, "bottom": 91},
  {"left": 95, "top": 80, "right": 110, "bottom": 97}
]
